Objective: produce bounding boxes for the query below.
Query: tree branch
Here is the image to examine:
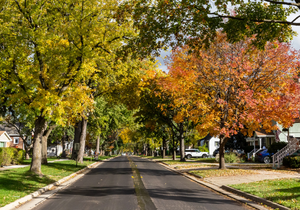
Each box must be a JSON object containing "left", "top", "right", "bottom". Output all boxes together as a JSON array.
[
  {"left": 264, "top": 0, "right": 300, "bottom": 7},
  {"left": 214, "top": 13, "right": 300, "bottom": 25}
]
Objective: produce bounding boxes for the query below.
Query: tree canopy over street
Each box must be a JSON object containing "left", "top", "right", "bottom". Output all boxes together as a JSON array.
[{"left": 1, "top": 0, "right": 300, "bottom": 174}]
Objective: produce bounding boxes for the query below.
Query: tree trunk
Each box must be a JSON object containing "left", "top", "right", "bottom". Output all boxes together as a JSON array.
[
  {"left": 25, "top": 152, "right": 30, "bottom": 159},
  {"left": 24, "top": 141, "right": 32, "bottom": 160},
  {"left": 173, "top": 149, "right": 176, "bottom": 160},
  {"left": 61, "top": 133, "right": 67, "bottom": 158},
  {"left": 219, "top": 136, "right": 228, "bottom": 169},
  {"left": 145, "top": 144, "right": 148, "bottom": 156},
  {"left": 172, "top": 129, "right": 176, "bottom": 160},
  {"left": 71, "top": 120, "right": 82, "bottom": 159},
  {"left": 179, "top": 124, "right": 185, "bottom": 162},
  {"left": 41, "top": 125, "right": 56, "bottom": 165},
  {"left": 96, "top": 136, "right": 100, "bottom": 155},
  {"left": 76, "top": 117, "right": 88, "bottom": 163},
  {"left": 30, "top": 116, "right": 47, "bottom": 175},
  {"left": 162, "top": 136, "right": 166, "bottom": 159}
]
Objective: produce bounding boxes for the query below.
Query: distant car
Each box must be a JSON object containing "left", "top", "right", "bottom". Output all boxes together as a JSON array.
[
  {"left": 255, "top": 149, "right": 273, "bottom": 163},
  {"left": 185, "top": 149, "right": 209, "bottom": 159}
]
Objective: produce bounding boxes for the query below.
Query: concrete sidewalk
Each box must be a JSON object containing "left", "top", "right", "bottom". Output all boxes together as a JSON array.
[{"left": 0, "top": 165, "right": 29, "bottom": 171}]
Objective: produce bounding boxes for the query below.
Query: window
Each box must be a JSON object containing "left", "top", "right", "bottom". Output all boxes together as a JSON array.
[
  {"left": 0, "top": 142, "right": 4, "bottom": 148},
  {"left": 14, "top": 137, "right": 19, "bottom": 145}
]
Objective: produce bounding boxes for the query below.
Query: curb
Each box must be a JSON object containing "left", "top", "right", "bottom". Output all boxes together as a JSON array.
[
  {"left": 147, "top": 158, "right": 268, "bottom": 210},
  {"left": 221, "top": 185, "right": 290, "bottom": 210},
  {"left": 0, "top": 156, "right": 116, "bottom": 210}
]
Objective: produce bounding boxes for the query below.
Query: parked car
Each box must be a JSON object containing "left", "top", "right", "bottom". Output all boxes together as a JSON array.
[
  {"left": 255, "top": 149, "right": 273, "bottom": 163},
  {"left": 185, "top": 149, "right": 209, "bottom": 159}
]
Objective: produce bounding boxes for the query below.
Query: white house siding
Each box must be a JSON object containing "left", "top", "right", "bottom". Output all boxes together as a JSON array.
[
  {"left": 199, "top": 136, "right": 220, "bottom": 155},
  {"left": 277, "top": 122, "right": 300, "bottom": 142},
  {"left": 0, "top": 132, "right": 12, "bottom": 147}
]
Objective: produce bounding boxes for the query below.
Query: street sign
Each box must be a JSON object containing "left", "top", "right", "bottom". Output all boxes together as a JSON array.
[{"left": 74, "top": 143, "right": 80, "bottom": 151}]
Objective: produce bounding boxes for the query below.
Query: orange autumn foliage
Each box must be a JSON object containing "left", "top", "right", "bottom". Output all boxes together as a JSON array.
[{"left": 163, "top": 33, "right": 300, "bottom": 138}]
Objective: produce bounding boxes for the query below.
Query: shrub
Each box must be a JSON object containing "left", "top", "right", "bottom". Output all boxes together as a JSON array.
[
  {"left": 0, "top": 147, "right": 25, "bottom": 166},
  {"left": 283, "top": 156, "right": 300, "bottom": 168},
  {"left": 225, "top": 152, "right": 238, "bottom": 163},
  {"left": 198, "top": 143, "right": 209, "bottom": 153},
  {"left": 216, "top": 152, "right": 238, "bottom": 163},
  {"left": 268, "top": 142, "right": 288, "bottom": 154},
  {"left": 15, "top": 149, "right": 25, "bottom": 164}
]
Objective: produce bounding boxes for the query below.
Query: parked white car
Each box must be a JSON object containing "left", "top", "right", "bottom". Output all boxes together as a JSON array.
[{"left": 185, "top": 149, "right": 209, "bottom": 159}]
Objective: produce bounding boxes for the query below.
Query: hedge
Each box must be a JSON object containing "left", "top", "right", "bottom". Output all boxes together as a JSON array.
[
  {"left": 0, "top": 148, "right": 25, "bottom": 166},
  {"left": 283, "top": 156, "right": 300, "bottom": 168}
]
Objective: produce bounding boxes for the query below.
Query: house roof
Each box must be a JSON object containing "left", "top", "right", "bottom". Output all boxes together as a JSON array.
[
  {"left": 294, "top": 118, "right": 300, "bottom": 123},
  {"left": 0, "top": 123, "right": 20, "bottom": 135},
  {"left": 0, "top": 131, "right": 13, "bottom": 142},
  {"left": 255, "top": 129, "right": 274, "bottom": 137},
  {"left": 199, "top": 134, "right": 213, "bottom": 141}
]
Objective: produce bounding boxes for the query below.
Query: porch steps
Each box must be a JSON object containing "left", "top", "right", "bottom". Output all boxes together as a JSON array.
[{"left": 272, "top": 137, "right": 300, "bottom": 168}]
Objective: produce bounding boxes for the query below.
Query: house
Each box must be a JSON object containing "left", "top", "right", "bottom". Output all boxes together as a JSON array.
[
  {"left": 276, "top": 119, "right": 300, "bottom": 141},
  {"left": 198, "top": 135, "right": 220, "bottom": 155},
  {"left": 47, "top": 141, "right": 73, "bottom": 157},
  {"left": 246, "top": 129, "right": 276, "bottom": 150},
  {"left": 0, "top": 123, "right": 25, "bottom": 150},
  {"left": 246, "top": 120, "right": 300, "bottom": 150},
  {"left": 0, "top": 131, "right": 13, "bottom": 148}
]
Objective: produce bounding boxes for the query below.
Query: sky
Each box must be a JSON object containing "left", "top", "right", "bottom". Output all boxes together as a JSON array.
[{"left": 156, "top": 15, "right": 300, "bottom": 73}]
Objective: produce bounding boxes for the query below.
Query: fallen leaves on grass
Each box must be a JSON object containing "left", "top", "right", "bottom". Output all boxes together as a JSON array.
[{"left": 190, "top": 169, "right": 258, "bottom": 178}]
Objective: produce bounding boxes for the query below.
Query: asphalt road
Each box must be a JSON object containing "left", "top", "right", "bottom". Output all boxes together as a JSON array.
[{"left": 32, "top": 156, "right": 250, "bottom": 210}]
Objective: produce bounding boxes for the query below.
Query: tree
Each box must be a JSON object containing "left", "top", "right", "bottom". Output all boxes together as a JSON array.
[
  {"left": 0, "top": 105, "right": 34, "bottom": 159},
  {"left": 0, "top": 0, "right": 141, "bottom": 174},
  {"left": 88, "top": 97, "right": 137, "bottom": 156},
  {"left": 121, "top": 0, "right": 297, "bottom": 58},
  {"left": 165, "top": 33, "right": 300, "bottom": 169},
  {"left": 47, "top": 125, "right": 74, "bottom": 157},
  {"left": 137, "top": 70, "right": 195, "bottom": 161}
]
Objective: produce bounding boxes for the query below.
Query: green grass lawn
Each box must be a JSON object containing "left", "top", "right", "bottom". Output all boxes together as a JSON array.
[
  {"left": 0, "top": 159, "right": 98, "bottom": 207},
  {"left": 230, "top": 178, "right": 300, "bottom": 210}
]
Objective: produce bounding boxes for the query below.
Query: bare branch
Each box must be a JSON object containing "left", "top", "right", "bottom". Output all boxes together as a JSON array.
[
  {"left": 214, "top": 13, "right": 300, "bottom": 26},
  {"left": 264, "top": 0, "right": 300, "bottom": 7}
]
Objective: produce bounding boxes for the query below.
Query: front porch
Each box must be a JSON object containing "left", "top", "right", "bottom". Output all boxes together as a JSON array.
[{"left": 246, "top": 130, "right": 275, "bottom": 159}]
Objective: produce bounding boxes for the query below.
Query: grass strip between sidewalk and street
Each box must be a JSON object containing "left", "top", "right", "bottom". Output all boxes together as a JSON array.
[
  {"left": 189, "top": 168, "right": 258, "bottom": 178},
  {"left": 230, "top": 178, "right": 300, "bottom": 210},
  {"left": 0, "top": 157, "right": 112, "bottom": 207}
]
